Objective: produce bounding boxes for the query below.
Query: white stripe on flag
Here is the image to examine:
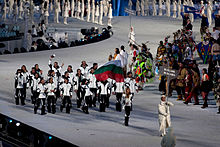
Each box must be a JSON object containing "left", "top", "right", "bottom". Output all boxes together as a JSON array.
[{"left": 103, "top": 60, "right": 122, "bottom": 67}]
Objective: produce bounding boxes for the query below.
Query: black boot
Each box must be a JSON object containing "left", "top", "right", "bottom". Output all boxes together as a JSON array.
[
  {"left": 34, "top": 107, "right": 37, "bottom": 114},
  {"left": 217, "top": 107, "right": 220, "bottom": 114},
  {"left": 21, "top": 97, "right": 25, "bottom": 105},
  {"left": 66, "top": 106, "right": 70, "bottom": 114},
  {"left": 77, "top": 100, "right": 81, "bottom": 108},
  {"left": 41, "top": 106, "right": 46, "bottom": 115},
  {"left": 15, "top": 97, "right": 19, "bottom": 105},
  {"left": 52, "top": 105, "right": 56, "bottom": 114},
  {"left": 124, "top": 117, "right": 129, "bottom": 126}
]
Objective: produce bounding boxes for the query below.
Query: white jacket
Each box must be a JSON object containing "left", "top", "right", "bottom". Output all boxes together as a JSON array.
[
  {"left": 113, "top": 81, "right": 124, "bottom": 93},
  {"left": 123, "top": 94, "right": 132, "bottom": 106},
  {"left": 73, "top": 75, "right": 84, "bottom": 90},
  {"left": 124, "top": 78, "right": 138, "bottom": 93},
  {"left": 87, "top": 73, "right": 97, "bottom": 88},
  {"left": 81, "top": 85, "right": 92, "bottom": 96},
  {"left": 15, "top": 73, "right": 24, "bottom": 89},
  {"left": 60, "top": 83, "right": 72, "bottom": 96},
  {"left": 46, "top": 83, "right": 56, "bottom": 96},
  {"left": 37, "top": 83, "right": 47, "bottom": 99},
  {"left": 31, "top": 77, "right": 40, "bottom": 91},
  {"left": 97, "top": 82, "right": 110, "bottom": 95},
  {"left": 158, "top": 101, "right": 174, "bottom": 130},
  {"left": 79, "top": 66, "right": 89, "bottom": 77}
]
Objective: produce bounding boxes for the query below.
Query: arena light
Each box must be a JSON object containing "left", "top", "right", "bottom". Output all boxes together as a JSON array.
[
  {"left": 16, "top": 122, "right": 20, "bottom": 127},
  {"left": 48, "top": 136, "right": 52, "bottom": 140},
  {"left": 9, "top": 119, "right": 13, "bottom": 123}
]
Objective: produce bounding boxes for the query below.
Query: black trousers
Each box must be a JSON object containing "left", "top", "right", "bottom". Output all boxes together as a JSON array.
[
  {"left": 23, "top": 83, "right": 27, "bottom": 100},
  {"left": 31, "top": 88, "right": 38, "bottom": 104},
  {"left": 100, "top": 95, "right": 107, "bottom": 112},
  {"left": 90, "top": 88, "right": 97, "bottom": 106},
  {"left": 116, "top": 93, "right": 122, "bottom": 112},
  {"left": 82, "top": 96, "right": 90, "bottom": 114},
  {"left": 125, "top": 106, "right": 131, "bottom": 117},
  {"left": 76, "top": 89, "right": 82, "bottom": 108},
  {"left": 47, "top": 95, "right": 56, "bottom": 114},
  {"left": 15, "top": 88, "right": 25, "bottom": 105},
  {"left": 176, "top": 86, "right": 185, "bottom": 97},
  {"left": 34, "top": 98, "right": 46, "bottom": 115},
  {"left": 61, "top": 96, "right": 72, "bottom": 113}
]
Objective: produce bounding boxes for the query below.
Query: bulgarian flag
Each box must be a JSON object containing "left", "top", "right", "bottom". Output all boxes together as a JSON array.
[{"left": 94, "top": 60, "right": 124, "bottom": 82}]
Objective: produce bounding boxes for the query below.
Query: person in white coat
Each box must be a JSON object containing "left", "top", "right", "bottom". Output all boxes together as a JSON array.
[
  {"left": 74, "top": 69, "right": 85, "bottom": 108},
  {"left": 141, "top": 0, "right": 145, "bottom": 16},
  {"left": 2, "top": 0, "right": 7, "bottom": 21},
  {"left": 200, "top": 1, "right": 205, "bottom": 16},
  {"left": 177, "top": 0, "right": 181, "bottom": 19},
  {"left": 128, "top": 0, "right": 132, "bottom": 9},
  {"left": 81, "top": 79, "right": 92, "bottom": 114},
  {"left": 172, "top": 0, "right": 177, "bottom": 18},
  {"left": 87, "top": 68, "right": 98, "bottom": 107},
  {"left": 81, "top": 0, "right": 85, "bottom": 20},
  {"left": 64, "top": 2, "right": 69, "bottom": 24},
  {"left": 13, "top": 0, "right": 18, "bottom": 22},
  {"left": 97, "top": 80, "right": 111, "bottom": 112},
  {"left": 15, "top": 69, "right": 25, "bottom": 105},
  {"left": 9, "top": 0, "right": 14, "bottom": 17},
  {"left": 34, "top": 78, "right": 47, "bottom": 115},
  {"left": 18, "top": 0, "right": 24, "bottom": 19},
  {"left": 21, "top": 65, "right": 30, "bottom": 102},
  {"left": 44, "top": 1, "right": 49, "bottom": 24},
  {"left": 76, "top": 0, "right": 81, "bottom": 19},
  {"left": 144, "top": 0, "right": 149, "bottom": 16},
  {"left": 113, "top": 80, "right": 124, "bottom": 112},
  {"left": 152, "top": 0, "right": 157, "bottom": 16},
  {"left": 124, "top": 72, "right": 138, "bottom": 111},
  {"left": 30, "top": 73, "right": 40, "bottom": 104},
  {"left": 60, "top": 78, "right": 72, "bottom": 113},
  {"left": 207, "top": 1, "right": 212, "bottom": 26},
  {"left": 46, "top": 77, "right": 57, "bottom": 114},
  {"left": 158, "top": 95, "right": 174, "bottom": 137},
  {"left": 95, "top": 2, "right": 99, "bottom": 23},
  {"left": 166, "top": 0, "right": 170, "bottom": 17},
  {"left": 79, "top": 61, "right": 90, "bottom": 77},
  {"left": 54, "top": 0, "right": 60, "bottom": 23},
  {"left": 158, "top": 0, "right": 163, "bottom": 16},
  {"left": 128, "top": 26, "right": 135, "bottom": 45},
  {"left": 123, "top": 87, "right": 132, "bottom": 126},
  {"left": 71, "top": 0, "right": 75, "bottom": 17},
  {"left": 99, "top": 0, "right": 104, "bottom": 25},
  {"left": 107, "top": 3, "right": 112, "bottom": 26},
  {"left": 91, "top": 0, "right": 95, "bottom": 22},
  {"left": 189, "top": 0, "right": 194, "bottom": 23},
  {"left": 103, "top": 0, "right": 108, "bottom": 16},
  {"left": 86, "top": 0, "right": 91, "bottom": 22},
  {"left": 30, "top": 0, "right": 35, "bottom": 24},
  {"left": 136, "top": 0, "right": 141, "bottom": 16}
]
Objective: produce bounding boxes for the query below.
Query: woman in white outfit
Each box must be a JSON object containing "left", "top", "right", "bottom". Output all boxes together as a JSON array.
[
  {"left": 81, "top": 0, "right": 85, "bottom": 20},
  {"left": 158, "top": 95, "right": 174, "bottom": 137},
  {"left": 99, "top": 1, "right": 104, "bottom": 25},
  {"left": 64, "top": 2, "right": 69, "bottom": 24},
  {"left": 86, "top": 0, "right": 91, "bottom": 22},
  {"left": 91, "top": 0, "right": 95, "bottom": 23},
  {"left": 107, "top": 3, "right": 112, "bottom": 26},
  {"left": 95, "top": 2, "right": 99, "bottom": 24}
]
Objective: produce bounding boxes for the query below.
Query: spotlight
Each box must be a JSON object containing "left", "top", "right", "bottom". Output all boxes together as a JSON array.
[
  {"left": 49, "top": 136, "right": 52, "bottom": 140},
  {"left": 16, "top": 122, "right": 20, "bottom": 127},
  {"left": 98, "top": 34, "right": 101, "bottom": 37},
  {"left": 9, "top": 119, "right": 13, "bottom": 123}
]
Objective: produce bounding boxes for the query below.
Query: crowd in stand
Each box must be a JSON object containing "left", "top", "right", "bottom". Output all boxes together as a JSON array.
[
  {"left": 157, "top": 15, "right": 220, "bottom": 112},
  {"left": 0, "top": 23, "right": 22, "bottom": 41}
]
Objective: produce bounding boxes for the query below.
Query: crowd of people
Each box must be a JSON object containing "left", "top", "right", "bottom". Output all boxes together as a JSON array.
[
  {"left": 0, "top": 23, "right": 22, "bottom": 41},
  {"left": 156, "top": 16, "right": 220, "bottom": 112}
]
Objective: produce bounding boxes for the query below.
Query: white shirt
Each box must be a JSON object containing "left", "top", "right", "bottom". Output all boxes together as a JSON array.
[
  {"left": 125, "top": 77, "right": 138, "bottom": 93},
  {"left": 97, "top": 82, "right": 110, "bottom": 95},
  {"left": 87, "top": 73, "right": 97, "bottom": 88},
  {"left": 46, "top": 83, "right": 56, "bottom": 96}
]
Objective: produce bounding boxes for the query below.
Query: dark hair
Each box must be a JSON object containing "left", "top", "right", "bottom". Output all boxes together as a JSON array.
[
  {"left": 115, "top": 48, "right": 120, "bottom": 54},
  {"left": 203, "top": 68, "right": 207, "bottom": 74},
  {"left": 121, "top": 45, "right": 125, "bottom": 51}
]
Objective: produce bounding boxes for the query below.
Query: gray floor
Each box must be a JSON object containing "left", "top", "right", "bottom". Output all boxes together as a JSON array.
[{"left": 0, "top": 16, "right": 219, "bottom": 147}]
